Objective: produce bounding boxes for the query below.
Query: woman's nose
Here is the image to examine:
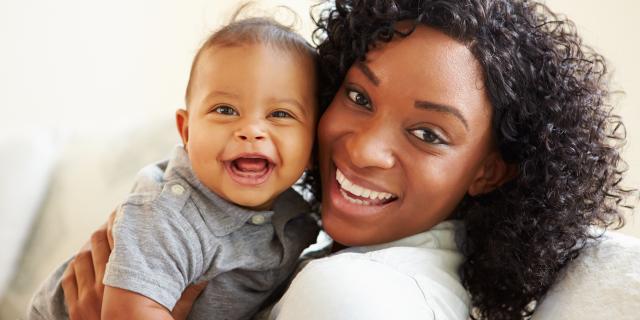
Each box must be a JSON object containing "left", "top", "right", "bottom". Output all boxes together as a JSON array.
[{"left": 345, "top": 121, "right": 396, "bottom": 169}]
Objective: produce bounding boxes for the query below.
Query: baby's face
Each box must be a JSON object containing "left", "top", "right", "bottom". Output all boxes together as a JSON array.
[{"left": 179, "top": 43, "right": 317, "bottom": 210}]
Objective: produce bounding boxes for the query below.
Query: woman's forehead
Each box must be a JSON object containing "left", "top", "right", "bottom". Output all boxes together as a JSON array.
[
  {"left": 356, "top": 24, "right": 492, "bottom": 126},
  {"left": 364, "top": 25, "right": 480, "bottom": 79}
]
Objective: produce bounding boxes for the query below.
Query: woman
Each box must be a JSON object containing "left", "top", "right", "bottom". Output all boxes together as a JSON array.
[{"left": 58, "top": 0, "right": 631, "bottom": 319}]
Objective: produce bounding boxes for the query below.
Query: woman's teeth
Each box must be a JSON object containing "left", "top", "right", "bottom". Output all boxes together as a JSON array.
[{"left": 336, "top": 169, "right": 395, "bottom": 205}]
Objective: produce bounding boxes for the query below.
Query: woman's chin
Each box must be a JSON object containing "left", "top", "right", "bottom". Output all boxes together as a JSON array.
[
  {"left": 321, "top": 214, "right": 369, "bottom": 247},
  {"left": 320, "top": 204, "right": 392, "bottom": 247}
]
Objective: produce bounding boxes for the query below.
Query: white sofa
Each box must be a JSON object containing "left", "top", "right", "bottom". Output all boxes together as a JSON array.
[{"left": 532, "top": 231, "right": 640, "bottom": 319}]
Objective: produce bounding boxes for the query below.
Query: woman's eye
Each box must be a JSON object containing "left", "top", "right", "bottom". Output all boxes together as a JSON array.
[
  {"left": 212, "top": 105, "right": 238, "bottom": 115},
  {"left": 409, "top": 128, "right": 447, "bottom": 145},
  {"left": 347, "top": 89, "right": 371, "bottom": 108},
  {"left": 270, "top": 110, "right": 293, "bottom": 118}
]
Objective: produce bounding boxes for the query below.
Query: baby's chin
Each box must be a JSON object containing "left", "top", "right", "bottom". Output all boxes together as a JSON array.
[{"left": 225, "top": 192, "right": 276, "bottom": 211}]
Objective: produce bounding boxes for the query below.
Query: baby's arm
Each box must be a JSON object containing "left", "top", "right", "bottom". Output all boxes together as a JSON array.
[
  {"left": 63, "top": 212, "right": 206, "bottom": 320},
  {"left": 103, "top": 200, "right": 204, "bottom": 319},
  {"left": 102, "top": 286, "right": 174, "bottom": 319}
]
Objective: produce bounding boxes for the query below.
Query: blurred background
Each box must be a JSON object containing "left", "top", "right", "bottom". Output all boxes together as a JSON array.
[{"left": 0, "top": 0, "right": 638, "bottom": 318}]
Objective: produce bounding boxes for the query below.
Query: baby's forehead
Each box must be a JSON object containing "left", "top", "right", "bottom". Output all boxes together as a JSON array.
[
  {"left": 190, "top": 43, "right": 318, "bottom": 113},
  {"left": 202, "top": 41, "right": 314, "bottom": 62},
  {"left": 193, "top": 43, "right": 316, "bottom": 87},
  {"left": 197, "top": 42, "right": 317, "bottom": 84}
]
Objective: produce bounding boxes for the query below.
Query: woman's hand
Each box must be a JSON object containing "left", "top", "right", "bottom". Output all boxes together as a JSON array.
[
  {"left": 61, "top": 212, "right": 114, "bottom": 320},
  {"left": 61, "top": 211, "right": 206, "bottom": 320},
  {"left": 172, "top": 282, "right": 208, "bottom": 320}
]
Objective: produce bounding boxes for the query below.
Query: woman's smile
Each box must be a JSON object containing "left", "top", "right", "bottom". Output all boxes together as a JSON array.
[
  {"left": 326, "top": 161, "right": 399, "bottom": 218},
  {"left": 336, "top": 168, "right": 396, "bottom": 205}
]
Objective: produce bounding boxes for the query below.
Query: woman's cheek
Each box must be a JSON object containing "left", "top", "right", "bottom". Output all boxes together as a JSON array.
[
  {"left": 319, "top": 102, "right": 350, "bottom": 142},
  {"left": 317, "top": 109, "right": 335, "bottom": 151}
]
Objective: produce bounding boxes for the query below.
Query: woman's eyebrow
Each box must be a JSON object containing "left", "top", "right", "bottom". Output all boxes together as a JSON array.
[
  {"left": 355, "top": 62, "right": 380, "bottom": 86},
  {"left": 355, "top": 61, "right": 469, "bottom": 130},
  {"left": 415, "top": 100, "right": 469, "bottom": 130}
]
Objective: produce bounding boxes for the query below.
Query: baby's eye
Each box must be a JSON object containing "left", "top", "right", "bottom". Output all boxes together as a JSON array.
[
  {"left": 270, "top": 110, "right": 293, "bottom": 118},
  {"left": 409, "top": 128, "right": 447, "bottom": 145},
  {"left": 346, "top": 89, "right": 371, "bottom": 109},
  {"left": 213, "top": 105, "right": 238, "bottom": 116}
]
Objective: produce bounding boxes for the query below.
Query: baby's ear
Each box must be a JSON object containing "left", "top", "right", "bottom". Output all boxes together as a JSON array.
[
  {"left": 467, "top": 152, "right": 517, "bottom": 196},
  {"left": 176, "top": 109, "right": 189, "bottom": 150}
]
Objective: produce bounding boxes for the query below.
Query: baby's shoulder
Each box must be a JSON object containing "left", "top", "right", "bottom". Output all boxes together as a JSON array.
[
  {"left": 122, "top": 173, "right": 194, "bottom": 218},
  {"left": 113, "top": 178, "right": 200, "bottom": 246}
]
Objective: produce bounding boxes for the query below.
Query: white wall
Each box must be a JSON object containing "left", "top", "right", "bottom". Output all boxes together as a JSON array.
[
  {"left": 0, "top": 0, "right": 318, "bottom": 137},
  {"left": 0, "top": 0, "right": 637, "bottom": 231}
]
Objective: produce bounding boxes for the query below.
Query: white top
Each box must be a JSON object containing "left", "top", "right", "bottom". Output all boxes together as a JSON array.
[{"left": 268, "top": 220, "right": 470, "bottom": 320}]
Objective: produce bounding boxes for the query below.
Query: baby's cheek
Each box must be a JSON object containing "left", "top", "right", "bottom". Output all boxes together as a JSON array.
[{"left": 278, "top": 149, "right": 310, "bottom": 184}]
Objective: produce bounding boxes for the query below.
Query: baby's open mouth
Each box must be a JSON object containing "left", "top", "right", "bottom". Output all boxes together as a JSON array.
[
  {"left": 233, "top": 158, "right": 269, "bottom": 173},
  {"left": 224, "top": 155, "right": 275, "bottom": 186}
]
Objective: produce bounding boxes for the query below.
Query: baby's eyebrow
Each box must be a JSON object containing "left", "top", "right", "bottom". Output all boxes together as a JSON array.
[
  {"left": 206, "top": 90, "right": 240, "bottom": 100},
  {"left": 271, "top": 98, "right": 310, "bottom": 117},
  {"left": 415, "top": 100, "right": 469, "bottom": 130},
  {"left": 356, "top": 62, "right": 380, "bottom": 86}
]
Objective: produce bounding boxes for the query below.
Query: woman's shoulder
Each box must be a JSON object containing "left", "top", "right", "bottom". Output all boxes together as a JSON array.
[
  {"left": 268, "top": 221, "right": 470, "bottom": 320},
  {"left": 332, "top": 220, "right": 465, "bottom": 276},
  {"left": 271, "top": 254, "right": 455, "bottom": 319}
]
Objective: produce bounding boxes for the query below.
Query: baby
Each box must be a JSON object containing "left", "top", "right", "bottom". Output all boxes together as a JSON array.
[{"left": 29, "top": 17, "right": 319, "bottom": 320}]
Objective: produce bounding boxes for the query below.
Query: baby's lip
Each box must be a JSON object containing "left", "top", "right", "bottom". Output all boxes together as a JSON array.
[
  {"left": 226, "top": 153, "right": 276, "bottom": 164},
  {"left": 223, "top": 153, "right": 276, "bottom": 186}
]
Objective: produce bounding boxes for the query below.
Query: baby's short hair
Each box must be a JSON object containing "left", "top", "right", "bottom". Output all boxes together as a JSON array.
[{"left": 184, "top": 17, "right": 316, "bottom": 107}]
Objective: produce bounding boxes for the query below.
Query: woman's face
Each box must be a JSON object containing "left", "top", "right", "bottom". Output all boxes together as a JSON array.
[{"left": 319, "top": 25, "right": 504, "bottom": 246}]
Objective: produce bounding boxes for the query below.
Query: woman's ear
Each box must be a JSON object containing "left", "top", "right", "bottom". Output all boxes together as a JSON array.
[
  {"left": 176, "top": 109, "right": 189, "bottom": 151},
  {"left": 468, "top": 152, "right": 517, "bottom": 196}
]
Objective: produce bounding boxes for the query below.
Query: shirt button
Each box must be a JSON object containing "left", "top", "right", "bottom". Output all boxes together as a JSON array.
[
  {"left": 171, "top": 184, "right": 185, "bottom": 195},
  {"left": 251, "top": 214, "right": 266, "bottom": 225}
]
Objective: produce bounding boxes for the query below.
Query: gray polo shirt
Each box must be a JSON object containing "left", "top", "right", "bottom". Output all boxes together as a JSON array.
[{"left": 28, "top": 146, "right": 319, "bottom": 320}]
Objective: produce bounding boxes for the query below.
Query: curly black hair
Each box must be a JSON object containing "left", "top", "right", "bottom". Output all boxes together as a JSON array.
[{"left": 312, "top": 0, "right": 635, "bottom": 318}]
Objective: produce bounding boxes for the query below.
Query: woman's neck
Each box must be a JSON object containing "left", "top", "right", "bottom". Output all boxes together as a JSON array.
[{"left": 330, "top": 242, "right": 348, "bottom": 253}]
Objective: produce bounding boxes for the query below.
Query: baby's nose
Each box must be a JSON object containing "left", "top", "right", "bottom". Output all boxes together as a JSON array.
[{"left": 235, "top": 123, "right": 266, "bottom": 141}]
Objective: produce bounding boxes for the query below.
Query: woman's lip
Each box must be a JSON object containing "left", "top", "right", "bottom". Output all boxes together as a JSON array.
[
  {"left": 336, "top": 168, "right": 397, "bottom": 201},
  {"left": 333, "top": 163, "right": 397, "bottom": 197},
  {"left": 326, "top": 163, "right": 397, "bottom": 218}
]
